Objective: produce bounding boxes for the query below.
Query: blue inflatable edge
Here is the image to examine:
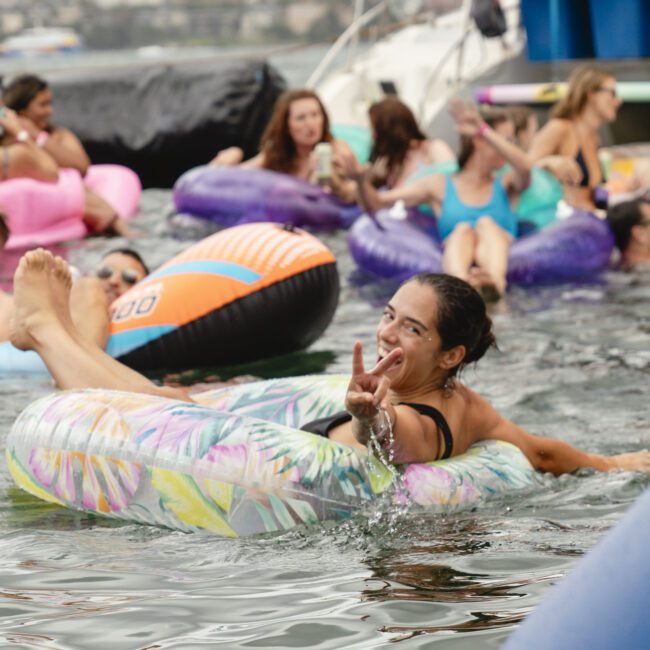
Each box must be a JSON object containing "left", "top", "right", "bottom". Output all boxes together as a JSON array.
[
  {"left": 0, "top": 323, "right": 179, "bottom": 373},
  {"left": 147, "top": 260, "right": 261, "bottom": 284},
  {"left": 0, "top": 342, "right": 47, "bottom": 374}
]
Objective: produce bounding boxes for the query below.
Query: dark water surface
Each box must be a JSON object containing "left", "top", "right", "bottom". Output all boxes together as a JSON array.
[{"left": 1, "top": 192, "right": 649, "bottom": 649}]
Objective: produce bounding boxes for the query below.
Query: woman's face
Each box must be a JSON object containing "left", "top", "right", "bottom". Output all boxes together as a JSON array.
[
  {"left": 287, "top": 98, "right": 325, "bottom": 150},
  {"left": 95, "top": 252, "right": 147, "bottom": 304},
  {"left": 375, "top": 281, "right": 443, "bottom": 392},
  {"left": 20, "top": 88, "right": 53, "bottom": 130},
  {"left": 590, "top": 77, "right": 621, "bottom": 124}
]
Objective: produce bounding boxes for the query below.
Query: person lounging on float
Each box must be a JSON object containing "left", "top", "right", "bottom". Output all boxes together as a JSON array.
[
  {"left": 528, "top": 65, "right": 623, "bottom": 211},
  {"left": 366, "top": 96, "right": 456, "bottom": 189},
  {"left": 2, "top": 74, "right": 135, "bottom": 237},
  {"left": 0, "top": 247, "right": 148, "bottom": 349},
  {"left": 336, "top": 99, "right": 531, "bottom": 300},
  {"left": 606, "top": 197, "right": 650, "bottom": 269},
  {"left": 9, "top": 248, "right": 650, "bottom": 475},
  {"left": 0, "top": 106, "right": 59, "bottom": 183},
  {"left": 209, "top": 88, "right": 357, "bottom": 202}
]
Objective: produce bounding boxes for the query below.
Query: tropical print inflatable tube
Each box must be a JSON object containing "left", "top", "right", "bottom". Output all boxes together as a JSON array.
[{"left": 6, "top": 375, "right": 538, "bottom": 537}]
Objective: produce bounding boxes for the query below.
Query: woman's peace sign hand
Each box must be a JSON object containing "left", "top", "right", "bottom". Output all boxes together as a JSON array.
[{"left": 344, "top": 341, "right": 402, "bottom": 421}]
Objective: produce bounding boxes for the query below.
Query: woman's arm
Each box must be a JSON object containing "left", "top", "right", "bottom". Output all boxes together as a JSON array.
[
  {"left": 41, "top": 127, "right": 90, "bottom": 176},
  {"left": 470, "top": 392, "right": 650, "bottom": 475},
  {"left": 336, "top": 342, "right": 444, "bottom": 464},
  {"left": 19, "top": 118, "right": 90, "bottom": 176},
  {"left": 334, "top": 146, "right": 442, "bottom": 212},
  {"left": 326, "top": 140, "right": 364, "bottom": 203},
  {"left": 449, "top": 99, "right": 531, "bottom": 193},
  {"left": 1, "top": 111, "right": 59, "bottom": 182},
  {"left": 528, "top": 119, "right": 583, "bottom": 185},
  {"left": 209, "top": 146, "right": 244, "bottom": 167}
]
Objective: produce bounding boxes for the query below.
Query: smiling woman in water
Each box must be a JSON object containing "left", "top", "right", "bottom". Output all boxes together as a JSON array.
[{"left": 9, "top": 249, "right": 650, "bottom": 476}]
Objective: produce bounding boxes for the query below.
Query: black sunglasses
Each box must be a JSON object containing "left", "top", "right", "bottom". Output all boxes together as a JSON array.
[
  {"left": 95, "top": 266, "right": 141, "bottom": 285},
  {"left": 597, "top": 86, "right": 618, "bottom": 98}
]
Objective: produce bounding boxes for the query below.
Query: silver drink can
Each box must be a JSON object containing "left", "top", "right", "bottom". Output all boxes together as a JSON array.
[{"left": 315, "top": 142, "right": 332, "bottom": 180}]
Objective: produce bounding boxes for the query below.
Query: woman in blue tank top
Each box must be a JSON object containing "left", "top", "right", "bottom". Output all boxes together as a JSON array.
[{"left": 337, "top": 100, "right": 531, "bottom": 300}]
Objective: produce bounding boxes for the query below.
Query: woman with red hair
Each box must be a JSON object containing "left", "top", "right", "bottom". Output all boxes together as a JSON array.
[{"left": 210, "top": 88, "right": 356, "bottom": 201}]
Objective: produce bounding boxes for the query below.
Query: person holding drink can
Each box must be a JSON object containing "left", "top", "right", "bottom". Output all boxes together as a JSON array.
[{"left": 209, "top": 88, "right": 357, "bottom": 202}]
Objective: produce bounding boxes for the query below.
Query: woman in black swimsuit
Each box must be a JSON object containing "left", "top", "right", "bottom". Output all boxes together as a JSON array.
[
  {"left": 528, "top": 65, "right": 622, "bottom": 210},
  {"left": 305, "top": 272, "right": 650, "bottom": 473},
  {"left": 7, "top": 250, "right": 650, "bottom": 475}
]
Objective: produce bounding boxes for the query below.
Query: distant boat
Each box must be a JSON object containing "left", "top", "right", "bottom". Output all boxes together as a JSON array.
[{"left": 0, "top": 27, "right": 84, "bottom": 57}]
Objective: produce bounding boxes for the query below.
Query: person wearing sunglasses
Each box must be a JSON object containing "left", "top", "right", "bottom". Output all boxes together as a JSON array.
[
  {"left": 93, "top": 248, "right": 149, "bottom": 304},
  {"left": 64, "top": 248, "right": 149, "bottom": 349},
  {"left": 606, "top": 197, "right": 650, "bottom": 269},
  {"left": 528, "top": 65, "right": 623, "bottom": 210},
  {"left": 0, "top": 247, "right": 148, "bottom": 346}
]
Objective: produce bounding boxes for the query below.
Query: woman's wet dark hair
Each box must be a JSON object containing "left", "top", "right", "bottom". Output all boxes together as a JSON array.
[
  {"left": 606, "top": 199, "right": 645, "bottom": 253},
  {"left": 103, "top": 248, "right": 150, "bottom": 276},
  {"left": 368, "top": 97, "right": 426, "bottom": 183},
  {"left": 2, "top": 74, "right": 48, "bottom": 113},
  {"left": 407, "top": 272, "right": 497, "bottom": 378}
]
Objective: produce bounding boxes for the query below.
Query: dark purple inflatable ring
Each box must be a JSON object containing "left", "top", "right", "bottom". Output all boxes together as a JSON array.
[
  {"left": 348, "top": 209, "right": 615, "bottom": 285},
  {"left": 173, "top": 166, "right": 359, "bottom": 231}
]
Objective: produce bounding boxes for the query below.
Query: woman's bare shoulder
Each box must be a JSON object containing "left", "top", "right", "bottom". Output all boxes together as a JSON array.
[{"left": 543, "top": 118, "right": 573, "bottom": 135}]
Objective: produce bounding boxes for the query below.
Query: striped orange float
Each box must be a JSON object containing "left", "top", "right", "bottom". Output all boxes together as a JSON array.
[{"left": 105, "top": 223, "right": 339, "bottom": 370}]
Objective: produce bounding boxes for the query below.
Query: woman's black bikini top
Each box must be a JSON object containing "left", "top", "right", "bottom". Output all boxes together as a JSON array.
[
  {"left": 301, "top": 402, "right": 454, "bottom": 461},
  {"left": 575, "top": 148, "right": 591, "bottom": 187}
]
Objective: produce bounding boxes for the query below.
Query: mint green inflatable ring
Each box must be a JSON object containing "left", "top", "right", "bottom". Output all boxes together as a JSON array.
[
  {"left": 331, "top": 123, "right": 373, "bottom": 164},
  {"left": 517, "top": 167, "right": 563, "bottom": 230}
]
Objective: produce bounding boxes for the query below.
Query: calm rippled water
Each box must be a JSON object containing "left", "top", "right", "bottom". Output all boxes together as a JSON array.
[{"left": 0, "top": 188, "right": 648, "bottom": 649}]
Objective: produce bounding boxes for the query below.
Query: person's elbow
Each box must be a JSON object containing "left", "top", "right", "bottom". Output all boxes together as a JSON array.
[
  {"left": 78, "top": 158, "right": 90, "bottom": 177},
  {"left": 43, "top": 168, "right": 60, "bottom": 183}
]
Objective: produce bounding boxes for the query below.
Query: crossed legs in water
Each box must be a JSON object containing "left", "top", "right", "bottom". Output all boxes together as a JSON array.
[
  {"left": 10, "top": 248, "right": 191, "bottom": 401},
  {"left": 442, "top": 217, "right": 511, "bottom": 302}
]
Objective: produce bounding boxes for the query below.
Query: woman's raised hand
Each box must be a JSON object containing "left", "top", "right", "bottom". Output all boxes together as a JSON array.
[
  {"left": 0, "top": 107, "right": 24, "bottom": 139},
  {"left": 540, "top": 154, "right": 584, "bottom": 186},
  {"left": 448, "top": 98, "right": 484, "bottom": 137},
  {"left": 332, "top": 146, "right": 367, "bottom": 182},
  {"left": 345, "top": 341, "right": 402, "bottom": 422},
  {"left": 605, "top": 451, "right": 650, "bottom": 473}
]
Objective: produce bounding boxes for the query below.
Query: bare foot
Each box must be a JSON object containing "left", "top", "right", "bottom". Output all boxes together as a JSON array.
[
  {"left": 49, "top": 255, "right": 73, "bottom": 321},
  {"left": 467, "top": 267, "right": 504, "bottom": 304},
  {"left": 9, "top": 249, "right": 59, "bottom": 351}
]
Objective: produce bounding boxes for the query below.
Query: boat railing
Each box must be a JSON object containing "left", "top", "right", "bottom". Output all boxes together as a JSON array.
[
  {"left": 416, "top": 0, "right": 523, "bottom": 120},
  {"left": 306, "top": 0, "right": 441, "bottom": 90},
  {"left": 308, "top": 0, "right": 522, "bottom": 123}
]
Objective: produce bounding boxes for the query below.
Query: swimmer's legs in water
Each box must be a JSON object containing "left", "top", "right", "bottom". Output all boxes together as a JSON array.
[
  {"left": 442, "top": 223, "right": 477, "bottom": 281},
  {"left": 10, "top": 249, "right": 190, "bottom": 401},
  {"left": 442, "top": 218, "right": 509, "bottom": 302},
  {"left": 473, "top": 216, "right": 510, "bottom": 297}
]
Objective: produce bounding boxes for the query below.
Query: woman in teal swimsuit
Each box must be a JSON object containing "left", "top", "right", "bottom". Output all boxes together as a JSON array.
[{"left": 337, "top": 99, "right": 531, "bottom": 299}]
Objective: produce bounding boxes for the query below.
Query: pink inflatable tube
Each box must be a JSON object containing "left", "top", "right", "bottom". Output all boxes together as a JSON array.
[
  {"left": 1, "top": 169, "right": 86, "bottom": 250},
  {"left": 84, "top": 164, "right": 142, "bottom": 220},
  {"left": 1, "top": 164, "right": 141, "bottom": 250}
]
